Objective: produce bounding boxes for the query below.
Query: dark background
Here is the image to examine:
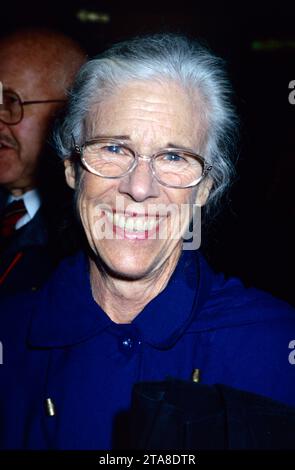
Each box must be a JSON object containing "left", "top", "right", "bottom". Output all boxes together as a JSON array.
[{"left": 1, "top": 0, "right": 294, "bottom": 304}]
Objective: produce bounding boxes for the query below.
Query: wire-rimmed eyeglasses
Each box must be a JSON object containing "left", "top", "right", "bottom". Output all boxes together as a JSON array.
[
  {"left": 72, "top": 136, "right": 213, "bottom": 189},
  {"left": 0, "top": 89, "right": 66, "bottom": 125}
]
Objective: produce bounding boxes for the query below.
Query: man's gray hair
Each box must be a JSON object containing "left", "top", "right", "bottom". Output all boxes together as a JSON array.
[{"left": 53, "top": 33, "right": 238, "bottom": 217}]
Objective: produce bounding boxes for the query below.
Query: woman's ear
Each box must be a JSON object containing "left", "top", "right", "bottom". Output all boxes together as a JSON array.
[
  {"left": 195, "top": 177, "right": 213, "bottom": 207},
  {"left": 64, "top": 159, "right": 76, "bottom": 189}
]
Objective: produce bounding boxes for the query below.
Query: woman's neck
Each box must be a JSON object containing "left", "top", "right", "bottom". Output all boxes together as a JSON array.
[{"left": 89, "top": 248, "right": 181, "bottom": 324}]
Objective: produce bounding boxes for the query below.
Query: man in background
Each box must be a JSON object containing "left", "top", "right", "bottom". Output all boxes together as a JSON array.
[{"left": 0, "top": 29, "right": 86, "bottom": 296}]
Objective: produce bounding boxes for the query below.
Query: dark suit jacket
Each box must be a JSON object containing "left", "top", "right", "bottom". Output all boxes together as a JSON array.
[{"left": 0, "top": 190, "right": 53, "bottom": 298}]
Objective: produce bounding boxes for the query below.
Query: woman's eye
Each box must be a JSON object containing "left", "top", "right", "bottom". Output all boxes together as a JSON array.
[
  {"left": 163, "top": 152, "right": 184, "bottom": 162},
  {"left": 105, "top": 145, "right": 123, "bottom": 154}
]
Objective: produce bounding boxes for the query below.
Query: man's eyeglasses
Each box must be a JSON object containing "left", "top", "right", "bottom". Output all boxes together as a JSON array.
[
  {"left": 0, "top": 90, "right": 66, "bottom": 125},
  {"left": 73, "top": 137, "right": 213, "bottom": 189}
]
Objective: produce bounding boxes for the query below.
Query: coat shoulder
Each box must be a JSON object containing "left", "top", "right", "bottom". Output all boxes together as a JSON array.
[{"left": 192, "top": 268, "right": 295, "bottom": 332}]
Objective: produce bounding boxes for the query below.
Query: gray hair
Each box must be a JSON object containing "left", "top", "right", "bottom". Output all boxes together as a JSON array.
[{"left": 53, "top": 33, "right": 238, "bottom": 218}]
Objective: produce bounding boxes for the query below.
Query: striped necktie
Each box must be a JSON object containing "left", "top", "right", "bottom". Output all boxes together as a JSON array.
[{"left": 0, "top": 199, "right": 27, "bottom": 238}]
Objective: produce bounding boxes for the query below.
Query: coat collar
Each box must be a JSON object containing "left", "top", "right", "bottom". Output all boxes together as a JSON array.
[{"left": 28, "top": 248, "right": 213, "bottom": 350}]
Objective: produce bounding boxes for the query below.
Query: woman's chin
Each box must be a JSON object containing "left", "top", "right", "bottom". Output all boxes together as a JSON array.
[
  {"left": 98, "top": 249, "right": 160, "bottom": 280},
  {"left": 107, "top": 261, "right": 153, "bottom": 280},
  {"left": 90, "top": 236, "right": 181, "bottom": 280}
]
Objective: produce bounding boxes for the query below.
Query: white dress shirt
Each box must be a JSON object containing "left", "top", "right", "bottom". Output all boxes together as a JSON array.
[{"left": 7, "top": 189, "right": 41, "bottom": 230}]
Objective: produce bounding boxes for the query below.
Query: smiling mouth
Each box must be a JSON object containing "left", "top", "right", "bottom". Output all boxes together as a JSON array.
[
  {"left": 98, "top": 209, "right": 170, "bottom": 241},
  {"left": 104, "top": 211, "right": 163, "bottom": 233}
]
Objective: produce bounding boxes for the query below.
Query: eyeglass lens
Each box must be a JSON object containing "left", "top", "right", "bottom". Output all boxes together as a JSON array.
[
  {"left": 0, "top": 91, "right": 22, "bottom": 124},
  {"left": 82, "top": 141, "right": 204, "bottom": 187}
]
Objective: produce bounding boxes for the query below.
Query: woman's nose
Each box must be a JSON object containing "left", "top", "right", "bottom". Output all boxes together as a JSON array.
[{"left": 118, "top": 158, "right": 160, "bottom": 202}]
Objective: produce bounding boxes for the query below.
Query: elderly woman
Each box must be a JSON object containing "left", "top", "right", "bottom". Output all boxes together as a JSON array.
[{"left": 0, "top": 33, "right": 294, "bottom": 450}]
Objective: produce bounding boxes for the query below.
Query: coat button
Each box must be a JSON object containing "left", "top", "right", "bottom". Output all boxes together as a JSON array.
[
  {"left": 119, "top": 335, "right": 141, "bottom": 354},
  {"left": 121, "top": 337, "right": 134, "bottom": 349}
]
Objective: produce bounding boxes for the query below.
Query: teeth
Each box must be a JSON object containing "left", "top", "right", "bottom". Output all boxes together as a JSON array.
[
  {"left": 125, "top": 218, "right": 134, "bottom": 231},
  {"left": 148, "top": 219, "right": 156, "bottom": 230},
  {"left": 134, "top": 218, "right": 143, "bottom": 231},
  {"left": 118, "top": 215, "right": 126, "bottom": 229},
  {"left": 105, "top": 211, "right": 113, "bottom": 224},
  {"left": 106, "top": 212, "right": 159, "bottom": 232}
]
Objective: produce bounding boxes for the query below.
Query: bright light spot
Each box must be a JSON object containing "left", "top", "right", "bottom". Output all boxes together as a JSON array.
[{"left": 76, "top": 9, "right": 110, "bottom": 24}]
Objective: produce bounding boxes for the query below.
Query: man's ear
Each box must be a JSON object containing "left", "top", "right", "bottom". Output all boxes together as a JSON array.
[
  {"left": 64, "top": 159, "right": 76, "bottom": 189},
  {"left": 195, "top": 177, "right": 213, "bottom": 207}
]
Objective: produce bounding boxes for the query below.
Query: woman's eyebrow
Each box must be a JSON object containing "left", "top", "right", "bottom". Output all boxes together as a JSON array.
[
  {"left": 90, "top": 134, "right": 131, "bottom": 140},
  {"left": 88, "top": 136, "right": 195, "bottom": 153},
  {"left": 166, "top": 142, "right": 194, "bottom": 152}
]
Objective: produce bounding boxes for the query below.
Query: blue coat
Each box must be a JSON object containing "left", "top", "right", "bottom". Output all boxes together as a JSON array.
[{"left": 0, "top": 249, "right": 294, "bottom": 449}]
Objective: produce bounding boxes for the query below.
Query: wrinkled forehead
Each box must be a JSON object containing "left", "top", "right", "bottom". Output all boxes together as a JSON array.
[{"left": 85, "top": 79, "right": 208, "bottom": 150}]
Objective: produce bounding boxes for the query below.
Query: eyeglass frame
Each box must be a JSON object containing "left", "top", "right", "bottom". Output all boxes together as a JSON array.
[
  {"left": 0, "top": 89, "right": 66, "bottom": 125},
  {"left": 72, "top": 135, "right": 213, "bottom": 189}
]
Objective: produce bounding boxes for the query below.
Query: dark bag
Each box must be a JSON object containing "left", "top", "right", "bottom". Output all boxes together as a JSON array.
[{"left": 130, "top": 379, "right": 295, "bottom": 449}]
